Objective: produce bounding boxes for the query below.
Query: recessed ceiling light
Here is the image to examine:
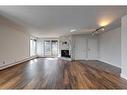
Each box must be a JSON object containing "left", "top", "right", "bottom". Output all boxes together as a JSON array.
[{"left": 70, "top": 29, "right": 76, "bottom": 32}]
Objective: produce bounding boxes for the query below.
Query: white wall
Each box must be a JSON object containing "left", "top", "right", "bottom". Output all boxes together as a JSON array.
[
  {"left": 99, "top": 27, "right": 121, "bottom": 68},
  {"left": 121, "top": 15, "right": 127, "bottom": 79},
  {"left": 0, "top": 15, "right": 30, "bottom": 67}
]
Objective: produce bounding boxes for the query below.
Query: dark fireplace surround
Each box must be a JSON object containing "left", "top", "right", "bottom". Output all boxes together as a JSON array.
[{"left": 61, "top": 50, "right": 71, "bottom": 58}]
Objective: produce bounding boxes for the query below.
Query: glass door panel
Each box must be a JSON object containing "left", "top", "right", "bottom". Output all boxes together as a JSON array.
[
  {"left": 51, "top": 40, "right": 58, "bottom": 56},
  {"left": 44, "top": 40, "right": 51, "bottom": 56},
  {"left": 44, "top": 40, "right": 58, "bottom": 57}
]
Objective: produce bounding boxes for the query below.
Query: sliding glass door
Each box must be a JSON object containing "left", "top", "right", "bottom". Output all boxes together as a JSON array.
[
  {"left": 44, "top": 40, "right": 58, "bottom": 57},
  {"left": 44, "top": 40, "right": 51, "bottom": 56},
  {"left": 51, "top": 40, "right": 58, "bottom": 56}
]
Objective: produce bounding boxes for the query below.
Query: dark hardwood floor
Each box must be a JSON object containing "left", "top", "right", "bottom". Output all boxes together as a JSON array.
[
  {"left": 79, "top": 60, "right": 121, "bottom": 76},
  {"left": 0, "top": 58, "right": 127, "bottom": 89}
]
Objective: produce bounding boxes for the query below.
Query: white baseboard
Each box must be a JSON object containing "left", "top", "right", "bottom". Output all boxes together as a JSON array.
[
  {"left": 121, "top": 73, "right": 127, "bottom": 80},
  {"left": 98, "top": 59, "right": 121, "bottom": 68},
  {"left": 0, "top": 55, "right": 37, "bottom": 70}
]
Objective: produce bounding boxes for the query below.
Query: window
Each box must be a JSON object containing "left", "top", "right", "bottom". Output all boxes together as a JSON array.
[{"left": 30, "top": 39, "right": 37, "bottom": 56}]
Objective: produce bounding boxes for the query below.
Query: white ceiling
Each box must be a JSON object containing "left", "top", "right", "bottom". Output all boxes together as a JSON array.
[{"left": 0, "top": 6, "right": 127, "bottom": 38}]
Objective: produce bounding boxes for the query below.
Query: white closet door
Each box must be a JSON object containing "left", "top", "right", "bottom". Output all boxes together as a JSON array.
[
  {"left": 88, "top": 38, "right": 98, "bottom": 60},
  {"left": 75, "top": 37, "right": 87, "bottom": 60}
]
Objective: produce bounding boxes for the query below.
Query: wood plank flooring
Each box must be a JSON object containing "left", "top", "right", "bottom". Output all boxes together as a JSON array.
[
  {"left": 0, "top": 58, "right": 127, "bottom": 89},
  {"left": 79, "top": 60, "right": 121, "bottom": 76}
]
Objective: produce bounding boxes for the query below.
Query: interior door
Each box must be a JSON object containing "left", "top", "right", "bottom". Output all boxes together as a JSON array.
[
  {"left": 88, "top": 38, "right": 98, "bottom": 60},
  {"left": 75, "top": 37, "right": 87, "bottom": 60}
]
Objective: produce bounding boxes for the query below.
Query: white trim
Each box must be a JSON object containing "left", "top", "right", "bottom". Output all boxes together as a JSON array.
[
  {"left": 0, "top": 55, "right": 37, "bottom": 70},
  {"left": 121, "top": 73, "right": 127, "bottom": 80},
  {"left": 58, "top": 57, "right": 72, "bottom": 61},
  {"left": 98, "top": 59, "right": 121, "bottom": 68}
]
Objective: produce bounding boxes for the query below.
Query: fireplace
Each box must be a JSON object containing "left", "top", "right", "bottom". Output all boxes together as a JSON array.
[{"left": 61, "top": 50, "right": 70, "bottom": 58}]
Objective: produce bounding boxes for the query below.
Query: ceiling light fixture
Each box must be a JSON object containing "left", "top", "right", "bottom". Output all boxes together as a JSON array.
[{"left": 91, "top": 26, "right": 104, "bottom": 36}]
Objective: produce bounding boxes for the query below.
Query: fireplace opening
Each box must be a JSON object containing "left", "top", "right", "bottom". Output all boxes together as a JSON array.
[{"left": 61, "top": 50, "right": 70, "bottom": 58}]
